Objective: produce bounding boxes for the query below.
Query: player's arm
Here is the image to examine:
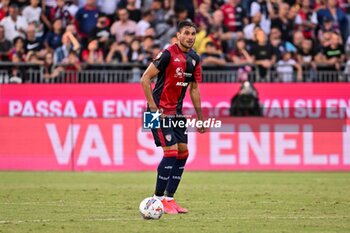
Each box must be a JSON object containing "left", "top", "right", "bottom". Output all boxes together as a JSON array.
[
  {"left": 140, "top": 63, "right": 159, "bottom": 112},
  {"left": 190, "top": 81, "right": 205, "bottom": 133},
  {"left": 141, "top": 50, "right": 171, "bottom": 112}
]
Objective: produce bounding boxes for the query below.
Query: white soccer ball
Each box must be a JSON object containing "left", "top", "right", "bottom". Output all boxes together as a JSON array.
[{"left": 139, "top": 197, "right": 164, "bottom": 220}]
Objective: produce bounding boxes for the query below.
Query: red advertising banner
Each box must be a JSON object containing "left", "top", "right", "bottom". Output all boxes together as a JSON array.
[
  {"left": 0, "top": 117, "right": 349, "bottom": 171},
  {"left": 1, "top": 83, "right": 349, "bottom": 118},
  {"left": 0, "top": 83, "right": 349, "bottom": 171}
]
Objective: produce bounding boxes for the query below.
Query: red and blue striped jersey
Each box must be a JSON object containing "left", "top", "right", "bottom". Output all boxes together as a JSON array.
[{"left": 152, "top": 43, "right": 202, "bottom": 115}]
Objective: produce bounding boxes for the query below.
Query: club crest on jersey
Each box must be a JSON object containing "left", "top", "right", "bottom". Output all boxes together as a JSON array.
[
  {"left": 192, "top": 59, "right": 196, "bottom": 66},
  {"left": 174, "top": 57, "right": 180, "bottom": 62},
  {"left": 175, "top": 67, "right": 184, "bottom": 78},
  {"left": 165, "top": 134, "right": 172, "bottom": 142}
]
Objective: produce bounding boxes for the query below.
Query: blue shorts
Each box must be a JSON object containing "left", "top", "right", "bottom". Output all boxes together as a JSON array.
[{"left": 151, "top": 117, "right": 188, "bottom": 147}]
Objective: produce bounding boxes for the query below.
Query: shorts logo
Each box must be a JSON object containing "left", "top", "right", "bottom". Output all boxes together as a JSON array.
[
  {"left": 143, "top": 110, "right": 161, "bottom": 129},
  {"left": 165, "top": 134, "right": 172, "bottom": 142},
  {"left": 176, "top": 81, "right": 189, "bottom": 87}
]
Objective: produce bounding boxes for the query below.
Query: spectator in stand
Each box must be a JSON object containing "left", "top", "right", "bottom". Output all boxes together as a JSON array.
[
  {"left": 41, "top": 0, "right": 55, "bottom": 32},
  {"left": 92, "top": 13, "right": 112, "bottom": 57},
  {"left": 48, "top": 0, "right": 73, "bottom": 28},
  {"left": 201, "top": 41, "right": 227, "bottom": 66},
  {"left": 43, "top": 51, "right": 64, "bottom": 81},
  {"left": 127, "top": 39, "right": 144, "bottom": 63},
  {"left": 54, "top": 31, "right": 80, "bottom": 64},
  {"left": 98, "top": 0, "right": 121, "bottom": 21},
  {"left": 197, "top": 25, "right": 224, "bottom": 55},
  {"left": 297, "top": 38, "right": 322, "bottom": 81},
  {"left": 0, "top": 0, "right": 9, "bottom": 21},
  {"left": 25, "top": 23, "right": 46, "bottom": 58},
  {"left": 230, "top": 38, "right": 253, "bottom": 64},
  {"left": 44, "top": 19, "right": 63, "bottom": 52},
  {"left": 317, "top": 0, "right": 349, "bottom": 42},
  {"left": 292, "top": 30, "right": 305, "bottom": 50},
  {"left": 318, "top": 15, "right": 341, "bottom": 42},
  {"left": 9, "top": 36, "right": 26, "bottom": 82},
  {"left": 211, "top": 9, "right": 232, "bottom": 44},
  {"left": 0, "top": 25, "right": 11, "bottom": 61},
  {"left": 151, "top": 0, "right": 166, "bottom": 25},
  {"left": 0, "top": 3, "right": 28, "bottom": 42},
  {"left": 250, "top": 0, "right": 273, "bottom": 36},
  {"left": 220, "top": 0, "right": 247, "bottom": 40},
  {"left": 62, "top": 50, "right": 81, "bottom": 83},
  {"left": 340, "top": 0, "right": 350, "bottom": 37},
  {"left": 65, "top": 0, "right": 79, "bottom": 18},
  {"left": 106, "top": 41, "right": 128, "bottom": 63},
  {"left": 244, "top": 11, "right": 263, "bottom": 40},
  {"left": 22, "top": 0, "right": 44, "bottom": 39},
  {"left": 136, "top": 10, "right": 154, "bottom": 37},
  {"left": 195, "top": 2, "right": 213, "bottom": 28},
  {"left": 126, "top": 0, "right": 141, "bottom": 22},
  {"left": 321, "top": 32, "right": 345, "bottom": 73},
  {"left": 271, "top": 2, "right": 293, "bottom": 42},
  {"left": 295, "top": 0, "right": 318, "bottom": 39},
  {"left": 174, "top": 6, "right": 190, "bottom": 22},
  {"left": 11, "top": 0, "right": 29, "bottom": 9},
  {"left": 287, "top": 4, "right": 299, "bottom": 31},
  {"left": 82, "top": 39, "right": 104, "bottom": 64},
  {"left": 229, "top": 38, "right": 253, "bottom": 81},
  {"left": 75, "top": 0, "right": 99, "bottom": 49},
  {"left": 269, "top": 27, "right": 297, "bottom": 61},
  {"left": 141, "top": 35, "right": 154, "bottom": 63},
  {"left": 174, "top": 0, "right": 196, "bottom": 21},
  {"left": 9, "top": 37, "right": 25, "bottom": 62},
  {"left": 110, "top": 7, "right": 137, "bottom": 42},
  {"left": 276, "top": 49, "right": 302, "bottom": 82},
  {"left": 251, "top": 28, "right": 276, "bottom": 80},
  {"left": 314, "top": 0, "right": 326, "bottom": 11}
]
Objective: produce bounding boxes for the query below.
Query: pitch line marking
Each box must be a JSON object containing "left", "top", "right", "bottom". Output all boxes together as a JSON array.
[{"left": 1, "top": 215, "right": 349, "bottom": 225}]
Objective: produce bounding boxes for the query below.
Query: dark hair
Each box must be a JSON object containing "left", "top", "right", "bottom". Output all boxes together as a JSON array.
[
  {"left": 13, "top": 36, "right": 24, "bottom": 45},
  {"left": 177, "top": 20, "right": 197, "bottom": 33},
  {"left": 142, "top": 10, "right": 152, "bottom": 18}
]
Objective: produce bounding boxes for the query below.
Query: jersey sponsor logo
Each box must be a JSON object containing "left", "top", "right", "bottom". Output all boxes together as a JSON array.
[
  {"left": 175, "top": 67, "right": 192, "bottom": 78},
  {"left": 176, "top": 82, "right": 189, "bottom": 87}
]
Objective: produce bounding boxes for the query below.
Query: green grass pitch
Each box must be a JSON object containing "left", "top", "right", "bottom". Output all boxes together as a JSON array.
[{"left": 0, "top": 172, "right": 349, "bottom": 233}]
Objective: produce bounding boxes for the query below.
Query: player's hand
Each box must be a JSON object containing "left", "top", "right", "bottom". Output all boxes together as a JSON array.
[
  {"left": 197, "top": 125, "right": 206, "bottom": 134},
  {"left": 196, "top": 119, "right": 206, "bottom": 134}
]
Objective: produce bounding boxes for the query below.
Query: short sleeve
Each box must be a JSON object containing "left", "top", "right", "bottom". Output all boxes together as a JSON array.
[
  {"left": 193, "top": 61, "right": 202, "bottom": 82},
  {"left": 152, "top": 50, "right": 171, "bottom": 73}
]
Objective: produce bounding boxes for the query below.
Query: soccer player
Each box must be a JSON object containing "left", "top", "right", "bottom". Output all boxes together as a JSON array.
[{"left": 141, "top": 20, "right": 205, "bottom": 215}]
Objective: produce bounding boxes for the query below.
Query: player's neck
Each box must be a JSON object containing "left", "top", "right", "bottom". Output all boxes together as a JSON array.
[{"left": 176, "top": 42, "right": 190, "bottom": 53}]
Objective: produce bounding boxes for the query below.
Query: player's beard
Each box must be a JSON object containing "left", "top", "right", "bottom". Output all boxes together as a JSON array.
[{"left": 180, "top": 39, "right": 194, "bottom": 49}]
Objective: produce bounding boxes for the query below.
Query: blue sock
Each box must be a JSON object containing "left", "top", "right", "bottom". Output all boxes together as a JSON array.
[
  {"left": 165, "top": 150, "right": 189, "bottom": 197},
  {"left": 154, "top": 150, "right": 177, "bottom": 196}
]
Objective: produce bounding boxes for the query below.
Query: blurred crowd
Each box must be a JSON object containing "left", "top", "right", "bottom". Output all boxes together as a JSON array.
[{"left": 0, "top": 0, "right": 350, "bottom": 82}]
